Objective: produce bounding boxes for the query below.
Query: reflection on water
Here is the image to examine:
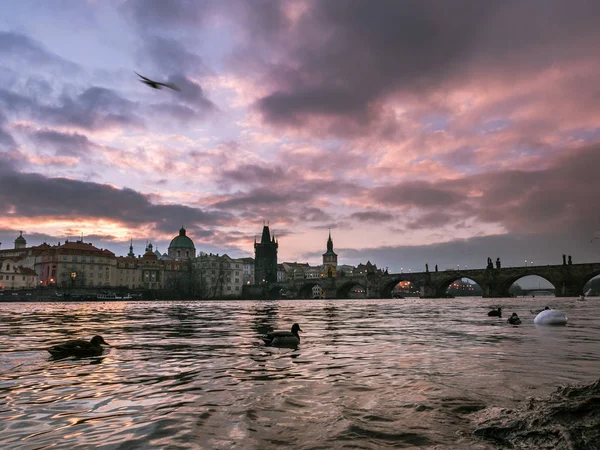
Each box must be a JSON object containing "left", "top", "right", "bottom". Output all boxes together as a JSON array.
[{"left": 1, "top": 298, "right": 599, "bottom": 449}]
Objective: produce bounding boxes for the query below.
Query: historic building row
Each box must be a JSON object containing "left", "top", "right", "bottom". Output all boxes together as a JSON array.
[{"left": 0, "top": 225, "right": 379, "bottom": 296}]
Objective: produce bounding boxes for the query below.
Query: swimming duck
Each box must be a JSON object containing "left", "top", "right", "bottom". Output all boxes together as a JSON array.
[
  {"left": 48, "top": 335, "right": 109, "bottom": 357},
  {"left": 507, "top": 313, "right": 521, "bottom": 325},
  {"left": 529, "top": 306, "right": 551, "bottom": 315},
  {"left": 487, "top": 307, "right": 502, "bottom": 317},
  {"left": 262, "top": 323, "right": 302, "bottom": 348}
]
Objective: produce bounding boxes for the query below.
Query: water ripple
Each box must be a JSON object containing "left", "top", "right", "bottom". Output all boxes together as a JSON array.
[{"left": 1, "top": 297, "right": 599, "bottom": 449}]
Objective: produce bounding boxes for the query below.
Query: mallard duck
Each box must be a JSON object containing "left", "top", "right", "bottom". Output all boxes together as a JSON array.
[
  {"left": 48, "top": 335, "right": 109, "bottom": 357},
  {"left": 262, "top": 323, "right": 302, "bottom": 347},
  {"left": 488, "top": 307, "right": 502, "bottom": 317},
  {"left": 507, "top": 313, "right": 521, "bottom": 325}
]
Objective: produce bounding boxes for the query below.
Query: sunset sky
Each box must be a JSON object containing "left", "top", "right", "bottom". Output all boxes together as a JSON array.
[{"left": 1, "top": 0, "right": 600, "bottom": 273}]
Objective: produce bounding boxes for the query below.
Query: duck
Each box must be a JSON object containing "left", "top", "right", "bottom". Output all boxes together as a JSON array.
[
  {"left": 507, "top": 313, "right": 521, "bottom": 325},
  {"left": 529, "top": 306, "right": 551, "bottom": 315},
  {"left": 48, "top": 335, "right": 109, "bottom": 358},
  {"left": 262, "top": 323, "right": 302, "bottom": 348},
  {"left": 487, "top": 307, "right": 502, "bottom": 317}
]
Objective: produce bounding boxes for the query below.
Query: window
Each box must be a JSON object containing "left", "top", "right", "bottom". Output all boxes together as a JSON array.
[{"left": 72, "top": 256, "right": 77, "bottom": 262}]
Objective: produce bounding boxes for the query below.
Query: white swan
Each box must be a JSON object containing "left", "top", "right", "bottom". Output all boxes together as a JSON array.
[{"left": 534, "top": 308, "right": 568, "bottom": 326}]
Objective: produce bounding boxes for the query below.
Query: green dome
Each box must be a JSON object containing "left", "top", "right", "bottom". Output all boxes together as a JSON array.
[
  {"left": 15, "top": 232, "right": 26, "bottom": 244},
  {"left": 169, "top": 227, "right": 195, "bottom": 249}
]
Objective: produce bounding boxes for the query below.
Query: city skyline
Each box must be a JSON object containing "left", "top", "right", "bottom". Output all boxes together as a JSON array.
[{"left": 2, "top": 1, "right": 600, "bottom": 273}]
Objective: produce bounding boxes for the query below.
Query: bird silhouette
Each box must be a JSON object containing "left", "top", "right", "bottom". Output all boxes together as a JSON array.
[{"left": 135, "top": 72, "right": 180, "bottom": 91}]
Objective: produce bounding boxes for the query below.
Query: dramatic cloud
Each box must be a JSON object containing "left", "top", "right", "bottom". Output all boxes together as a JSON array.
[
  {"left": 0, "top": 112, "right": 16, "bottom": 148},
  {"left": 0, "top": 31, "right": 79, "bottom": 74},
  {"left": 0, "top": 162, "right": 231, "bottom": 233},
  {"left": 254, "top": 1, "right": 600, "bottom": 132},
  {"left": 350, "top": 211, "right": 395, "bottom": 223},
  {"left": 0, "top": 86, "right": 143, "bottom": 131},
  {"left": 140, "top": 36, "right": 211, "bottom": 76},
  {"left": 28, "top": 128, "right": 94, "bottom": 157}
]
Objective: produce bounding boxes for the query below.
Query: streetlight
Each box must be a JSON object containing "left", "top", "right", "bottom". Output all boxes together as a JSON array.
[
  {"left": 530, "top": 260, "right": 534, "bottom": 267},
  {"left": 456, "top": 264, "right": 459, "bottom": 270},
  {"left": 525, "top": 260, "right": 528, "bottom": 267},
  {"left": 400, "top": 267, "right": 403, "bottom": 273},
  {"left": 464, "top": 265, "right": 467, "bottom": 270}
]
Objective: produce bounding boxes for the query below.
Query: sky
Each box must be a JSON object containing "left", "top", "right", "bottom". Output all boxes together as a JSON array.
[{"left": 1, "top": 0, "right": 600, "bottom": 275}]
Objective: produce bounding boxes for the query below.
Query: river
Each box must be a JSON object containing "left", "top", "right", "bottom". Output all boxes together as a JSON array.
[{"left": 1, "top": 297, "right": 598, "bottom": 449}]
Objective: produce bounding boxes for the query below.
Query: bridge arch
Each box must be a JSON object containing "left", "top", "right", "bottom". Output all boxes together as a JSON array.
[
  {"left": 268, "top": 285, "right": 286, "bottom": 299},
  {"left": 336, "top": 281, "right": 367, "bottom": 299},
  {"left": 500, "top": 274, "right": 556, "bottom": 298},
  {"left": 432, "top": 275, "right": 485, "bottom": 298},
  {"left": 501, "top": 273, "right": 558, "bottom": 296},
  {"left": 297, "top": 281, "right": 324, "bottom": 299},
  {"left": 582, "top": 271, "right": 600, "bottom": 297},
  {"left": 379, "top": 277, "right": 425, "bottom": 299}
]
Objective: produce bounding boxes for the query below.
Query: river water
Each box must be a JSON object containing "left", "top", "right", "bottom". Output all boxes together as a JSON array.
[{"left": 1, "top": 297, "right": 598, "bottom": 449}]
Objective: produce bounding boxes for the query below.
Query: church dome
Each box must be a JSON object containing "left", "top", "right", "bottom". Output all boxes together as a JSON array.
[
  {"left": 14, "top": 231, "right": 27, "bottom": 249},
  {"left": 169, "top": 227, "right": 195, "bottom": 249}
]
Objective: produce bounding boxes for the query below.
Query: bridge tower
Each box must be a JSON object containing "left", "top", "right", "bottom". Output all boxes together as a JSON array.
[{"left": 254, "top": 224, "right": 278, "bottom": 283}]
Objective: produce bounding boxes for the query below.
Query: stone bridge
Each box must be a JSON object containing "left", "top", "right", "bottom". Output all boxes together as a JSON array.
[{"left": 270, "top": 262, "right": 600, "bottom": 299}]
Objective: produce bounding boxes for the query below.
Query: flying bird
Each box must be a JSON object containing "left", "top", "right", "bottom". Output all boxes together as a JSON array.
[{"left": 135, "top": 72, "right": 180, "bottom": 91}]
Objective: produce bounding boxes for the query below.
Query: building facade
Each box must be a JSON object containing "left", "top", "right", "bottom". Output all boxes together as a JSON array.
[
  {"left": 195, "top": 253, "right": 243, "bottom": 298},
  {"left": 240, "top": 257, "right": 255, "bottom": 285},
  {"left": 0, "top": 258, "right": 37, "bottom": 290},
  {"left": 35, "top": 240, "right": 117, "bottom": 288}
]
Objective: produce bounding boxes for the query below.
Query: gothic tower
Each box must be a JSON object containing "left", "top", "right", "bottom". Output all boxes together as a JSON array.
[
  {"left": 254, "top": 224, "right": 278, "bottom": 283},
  {"left": 322, "top": 230, "right": 338, "bottom": 266}
]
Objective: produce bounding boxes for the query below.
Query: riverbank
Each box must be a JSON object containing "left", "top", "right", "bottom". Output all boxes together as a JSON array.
[{"left": 473, "top": 378, "right": 600, "bottom": 448}]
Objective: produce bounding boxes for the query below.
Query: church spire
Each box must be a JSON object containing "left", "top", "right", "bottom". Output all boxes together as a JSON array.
[
  {"left": 323, "top": 230, "right": 337, "bottom": 266},
  {"left": 128, "top": 238, "right": 135, "bottom": 257}
]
